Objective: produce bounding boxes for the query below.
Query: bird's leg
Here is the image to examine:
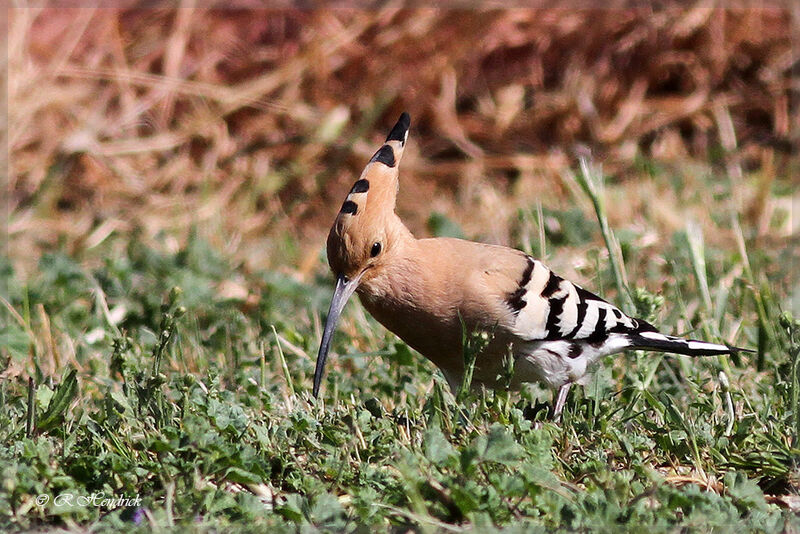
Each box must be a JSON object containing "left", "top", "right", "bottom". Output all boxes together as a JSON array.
[{"left": 553, "top": 383, "right": 572, "bottom": 422}]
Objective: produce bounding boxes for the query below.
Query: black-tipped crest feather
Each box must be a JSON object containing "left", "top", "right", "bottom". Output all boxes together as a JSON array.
[
  {"left": 371, "top": 145, "right": 396, "bottom": 167},
  {"left": 386, "top": 112, "right": 411, "bottom": 144}
]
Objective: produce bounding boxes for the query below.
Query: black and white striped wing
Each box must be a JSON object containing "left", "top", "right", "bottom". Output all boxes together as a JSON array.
[
  {"left": 505, "top": 257, "right": 637, "bottom": 343},
  {"left": 505, "top": 256, "right": 735, "bottom": 357}
]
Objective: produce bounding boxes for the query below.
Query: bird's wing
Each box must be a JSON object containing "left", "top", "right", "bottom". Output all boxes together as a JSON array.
[
  {"left": 488, "top": 254, "right": 740, "bottom": 357},
  {"left": 496, "top": 255, "right": 643, "bottom": 343},
  {"left": 442, "top": 242, "right": 739, "bottom": 359}
]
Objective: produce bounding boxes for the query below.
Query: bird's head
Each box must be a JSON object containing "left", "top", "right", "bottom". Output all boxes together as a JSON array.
[{"left": 314, "top": 112, "right": 411, "bottom": 398}]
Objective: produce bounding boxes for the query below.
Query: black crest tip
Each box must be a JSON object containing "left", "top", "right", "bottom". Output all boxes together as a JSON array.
[
  {"left": 370, "top": 145, "right": 396, "bottom": 167},
  {"left": 385, "top": 112, "right": 411, "bottom": 144},
  {"left": 349, "top": 179, "right": 370, "bottom": 194},
  {"left": 340, "top": 200, "right": 358, "bottom": 215}
]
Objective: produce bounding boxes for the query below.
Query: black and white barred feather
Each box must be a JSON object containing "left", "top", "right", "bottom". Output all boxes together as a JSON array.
[{"left": 501, "top": 256, "right": 745, "bottom": 393}]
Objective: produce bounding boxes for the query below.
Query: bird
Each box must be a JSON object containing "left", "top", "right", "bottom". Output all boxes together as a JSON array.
[{"left": 313, "top": 112, "right": 749, "bottom": 419}]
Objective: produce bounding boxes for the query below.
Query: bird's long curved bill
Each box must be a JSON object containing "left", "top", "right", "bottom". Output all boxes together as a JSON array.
[{"left": 313, "top": 274, "right": 360, "bottom": 398}]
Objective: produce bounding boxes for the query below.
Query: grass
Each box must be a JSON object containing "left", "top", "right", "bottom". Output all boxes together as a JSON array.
[{"left": 2, "top": 155, "right": 798, "bottom": 530}]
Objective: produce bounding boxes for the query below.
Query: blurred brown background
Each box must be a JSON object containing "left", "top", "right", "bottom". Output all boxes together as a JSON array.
[{"left": 7, "top": 7, "right": 797, "bottom": 279}]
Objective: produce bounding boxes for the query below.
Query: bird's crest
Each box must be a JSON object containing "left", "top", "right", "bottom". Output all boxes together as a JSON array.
[
  {"left": 327, "top": 113, "right": 411, "bottom": 279},
  {"left": 333, "top": 112, "right": 409, "bottom": 226}
]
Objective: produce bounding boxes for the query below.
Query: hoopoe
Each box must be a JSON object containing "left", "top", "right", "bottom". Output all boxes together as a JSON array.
[{"left": 313, "top": 113, "right": 748, "bottom": 418}]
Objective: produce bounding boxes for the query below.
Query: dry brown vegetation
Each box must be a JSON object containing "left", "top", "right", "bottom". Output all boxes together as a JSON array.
[{"left": 7, "top": 7, "right": 797, "bottom": 278}]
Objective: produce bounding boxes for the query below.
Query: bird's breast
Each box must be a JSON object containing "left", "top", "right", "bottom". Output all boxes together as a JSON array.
[
  {"left": 354, "top": 245, "right": 520, "bottom": 383},
  {"left": 357, "top": 278, "right": 464, "bottom": 375}
]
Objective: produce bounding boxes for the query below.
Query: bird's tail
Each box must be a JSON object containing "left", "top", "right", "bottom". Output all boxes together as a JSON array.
[{"left": 627, "top": 327, "right": 751, "bottom": 357}]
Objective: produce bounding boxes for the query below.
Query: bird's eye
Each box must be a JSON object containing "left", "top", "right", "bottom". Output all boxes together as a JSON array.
[{"left": 370, "top": 242, "right": 382, "bottom": 257}]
